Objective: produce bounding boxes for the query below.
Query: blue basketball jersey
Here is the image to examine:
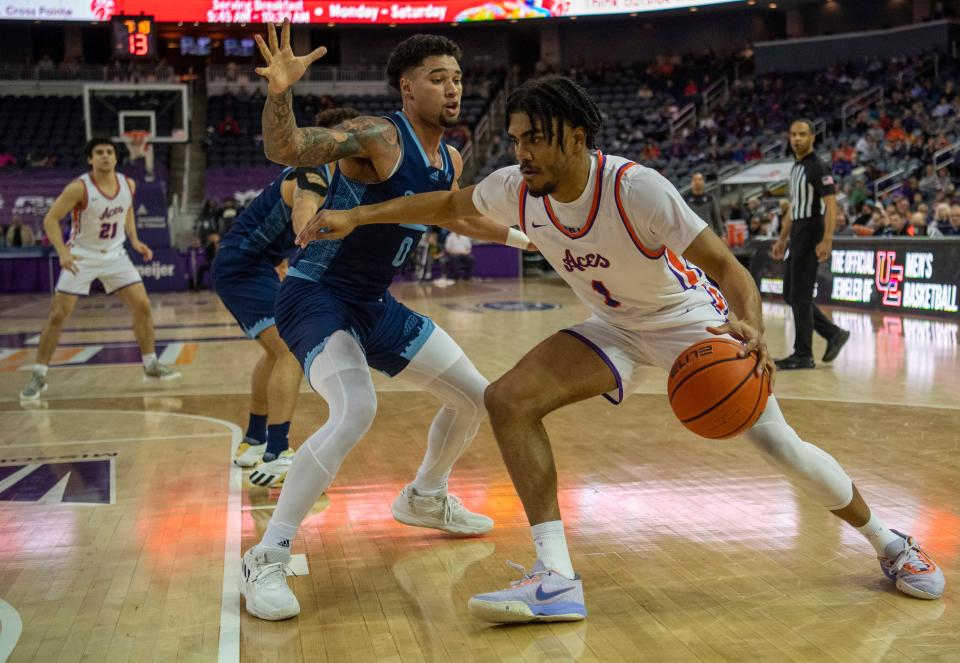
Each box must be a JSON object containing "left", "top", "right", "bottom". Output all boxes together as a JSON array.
[
  {"left": 287, "top": 111, "right": 456, "bottom": 299},
  {"left": 220, "top": 165, "right": 333, "bottom": 265}
]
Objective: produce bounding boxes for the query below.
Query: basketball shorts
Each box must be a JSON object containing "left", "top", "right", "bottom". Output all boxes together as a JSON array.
[
  {"left": 56, "top": 248, "right": 142, "bottom": 296},
  {"left": 212, "top": 247, "right": 282, "bottom": 339},
  {"left": 275, "top": 275, "right": 435, "bottom": 380},
  {"left": 562, "top": 304, "right": 734, "bottom": 405}
]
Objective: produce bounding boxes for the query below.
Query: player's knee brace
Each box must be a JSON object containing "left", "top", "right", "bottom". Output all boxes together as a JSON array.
[{"left": 744, "top": 396, "right": 853, "bottom": 510}]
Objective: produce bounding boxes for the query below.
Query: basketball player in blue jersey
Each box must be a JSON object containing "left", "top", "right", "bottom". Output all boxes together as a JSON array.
[
  {"left": 237, "top": 20, "right": 533, "bottom": 620},
  {"left": 213, "top": 107, "right": 358, "bottom": 488}
]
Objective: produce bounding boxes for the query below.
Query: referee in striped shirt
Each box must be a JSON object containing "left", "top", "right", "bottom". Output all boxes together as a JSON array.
[{"left": 771, "top": 119, "right": 850, "bottom": 369}]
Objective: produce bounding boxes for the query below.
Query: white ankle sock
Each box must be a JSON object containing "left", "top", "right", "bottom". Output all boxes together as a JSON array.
[
  {"left": 34, "top": 364, "right": 48, "bottom": 377},
  {"left": 856, "top": 513, "right": 902, "bottom": 556},
  {"left": 259, "top": 519, "right": 298, "bottom": 552},
  {"left": 142, "top": 352, "right": 157, "bottom": 368},
  {"left": 531, "top": 520, "right": 575, "bottom": 579}
]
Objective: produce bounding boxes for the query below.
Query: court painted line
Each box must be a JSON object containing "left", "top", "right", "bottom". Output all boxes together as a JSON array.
[
  {"left": 0, "top": 465, "right": 41, "bottom": 493},
  {"left": 288, "top": 554, "right": 309, "bottom": 577},
  {"left": 0, "top": 599, "right": 23, "bottom": 663},
  {"left": 63, "top": 345, "right": 103, "bottom": 364},
  {"left": 1, "top": 432, "right": 229, "bottom": 449},
  {"left": 0, "top": 349, "right": 18, "bottom": 361},
  {"left": 18, "top": 409, "right": 243, "bottom": 663},
  {"left": 17, "top": 336, "right": 244, "bottom": 349},
  {"left": 158, "top": 342, "right": 184, "bottom": 364}
]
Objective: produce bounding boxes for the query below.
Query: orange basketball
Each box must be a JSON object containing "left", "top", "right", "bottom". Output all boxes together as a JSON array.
[{"left": 667, "top": 338, "right": 769, "bottom": 440}]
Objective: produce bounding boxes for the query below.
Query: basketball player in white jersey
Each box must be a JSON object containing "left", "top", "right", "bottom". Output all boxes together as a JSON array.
[
  {"left": 298, "top": 76, "right": 944, "bottom": 621},
  {"left": 19, "top": 137, "right": 180, "bottom": 401}
]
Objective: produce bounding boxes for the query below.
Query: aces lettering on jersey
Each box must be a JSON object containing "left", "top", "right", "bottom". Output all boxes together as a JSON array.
[{"left": 561, "top": 249, "right": 610, "bottom": 272}]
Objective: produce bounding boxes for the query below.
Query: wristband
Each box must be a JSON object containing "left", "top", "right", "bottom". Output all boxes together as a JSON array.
[{"left": 506, "top": 227, "right": 531, "bottom": 249}]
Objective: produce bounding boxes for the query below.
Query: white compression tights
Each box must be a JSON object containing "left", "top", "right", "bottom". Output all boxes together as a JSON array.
[
  {"left": 261, "top": 328, "right": 487, "bottom": 550},
  {"left": 743, "top": 395, "right": 854, "bottom": 511},
  {"left": 396, "top": 326, "right": 488, "bottom": 493}
]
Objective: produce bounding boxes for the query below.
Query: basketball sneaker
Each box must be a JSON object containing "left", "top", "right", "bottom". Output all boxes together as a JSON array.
[
  {"left": 822, "top": 328, "right": 851, "bottom": 363},
  {"left": 391, "top": 484, "right": 493, "bottom": 535},
  {"left": 19, "top": 372, "right": 48, "bottom": 401},
  {"left": 879, "top": 529, "right": 945, "bottom": 600},
  {"left": 240, "top": 547, "right": 300, "bottom": 620},
  {"left": 234, "top": 439, "right": 267, "bottom": 467},
  {"left": 468, "top": 560, "right": 587, "bottom": 623},
  {"left": 143, "top": 360, "right": 181, "bottom": 381},
  {"left": 249, "top": 449, "right": 295, "bottom": 487},
  {"left": 774, "top": 354, "right": 815, "bottom": 370}
]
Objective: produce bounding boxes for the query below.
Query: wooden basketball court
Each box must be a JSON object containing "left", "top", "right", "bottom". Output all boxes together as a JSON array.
[{"left": 0, "top": 279, "right": 956, "bottom": 662}]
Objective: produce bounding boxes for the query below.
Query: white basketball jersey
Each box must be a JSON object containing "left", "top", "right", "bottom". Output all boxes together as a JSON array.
[
  {"left": 69, "top": 172, "right": 133, "bottom": 256},
  {"left": 473, "top": 153, "right": 728, "bottom": 330}
]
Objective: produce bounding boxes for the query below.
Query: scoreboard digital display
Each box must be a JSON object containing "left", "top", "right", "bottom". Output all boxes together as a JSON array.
[
  {"left": 110, "top": 16, "right": 157, "bottom": 60},
  {"left": 4, "top": 1, "right": 744, "bottom": 24}
]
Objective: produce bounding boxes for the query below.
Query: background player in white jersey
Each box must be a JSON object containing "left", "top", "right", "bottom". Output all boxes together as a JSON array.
[
  {"left": 19, "top": 137, "right": 179, "bottom": 401},
  {"left": 298, "top": 76, "right": 945, "bottom": 622}
]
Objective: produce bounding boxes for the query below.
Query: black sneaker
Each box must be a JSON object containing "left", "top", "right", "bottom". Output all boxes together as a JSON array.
[
  {"left": 822, "top": 329, "right": 850, "bottom": 363},
  {"left": 775, "top": 355, "right": 816, "bottom": 370}
]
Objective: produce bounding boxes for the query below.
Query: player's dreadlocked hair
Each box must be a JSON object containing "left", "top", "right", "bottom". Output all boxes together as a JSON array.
[
  {"left": 386, "top": 35, "right": 462, "bottom": 91},
  {"left": 315, "top": 107, "right": 360, "bottom": 128},
  {"left": 505, "top": 76, "right": 603, "bottom": 151}
]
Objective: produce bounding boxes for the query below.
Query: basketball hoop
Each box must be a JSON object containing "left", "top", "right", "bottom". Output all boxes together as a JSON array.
[
  {"left": 122, "top": 130, "right": 152, "bottom": 160},
  {"left": 122, "top": 130, "right": 155, "bottom": 181}
]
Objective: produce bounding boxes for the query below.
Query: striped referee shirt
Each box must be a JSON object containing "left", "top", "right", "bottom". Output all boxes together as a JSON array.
[{"left": 789, "top": 152, "right": 836, "bottom": 220}]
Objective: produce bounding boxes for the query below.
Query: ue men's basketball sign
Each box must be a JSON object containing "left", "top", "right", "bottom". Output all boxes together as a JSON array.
[{"left": 751, "top": 240, "right": 960, "bottom": 318}]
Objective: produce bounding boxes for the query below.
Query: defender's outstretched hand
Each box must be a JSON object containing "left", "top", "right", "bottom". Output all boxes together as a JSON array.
[{"left": 254, "top": 19, "right": 327, "bottom": 94}]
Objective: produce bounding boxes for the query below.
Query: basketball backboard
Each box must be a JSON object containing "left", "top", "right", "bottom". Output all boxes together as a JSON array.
[{"left": 83, "top": 83, "right": 190, "bottom": 144}]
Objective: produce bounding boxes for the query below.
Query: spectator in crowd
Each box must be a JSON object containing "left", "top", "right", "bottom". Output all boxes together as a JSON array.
[
  {"left": 441, "top": 231, "right": 475, "bottom": 284},
  {"left": 0, "top": 147, "right": 16, "bottom": 168},
  {"left": 853, "top": 201, "right": 874, "bottom": 226},
  {"left": 6, "top": 214, "right": 36, "bottom": 247},
  {"left": 192, "top": 232, "right": 220, "bottom": 291},
  {"left": 847, "top": 178, "right": 869, "bottom": 211},
  {"left": 910, "top": 212, "right": 930, "bottom": 236},
  {"left": 36, "top": 54, "right": 55, "bottom": 73},
  {"left": 684, "top": 172, "right": 725, "bottom": 236},
  {"left": 943, "top": 204, "right": 960, "bottom": 236},
  {"left": 445, "top": 123, "right": 470, "bottom": 151},
  {"left": 218, "top": 114, "right": 241, "bottom": 137},
  {"left": 918, "top": 164, "right": 942, "bottom": 195},
  {"left": 26, "top": 151, "right": 58, "bottom": 168},
  {"left": 488, "top": 134, "right": 506, "bottom": 160},
  {"left": 220, "top": 199, "right": 239, "bottom": 232},
  {"left": 834, "top": 211, "right": 856, "bottom": 236},
  {"left": 875, "top": 210, "right": 914, "bottom": 237},
  {"left": 415, "top": 229, "right": 442, "bottom": 282}
]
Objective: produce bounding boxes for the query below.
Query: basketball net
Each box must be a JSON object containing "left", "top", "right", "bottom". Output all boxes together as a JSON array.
[{"left": 122, "top": 130, "right": 152, "bottom": 160}]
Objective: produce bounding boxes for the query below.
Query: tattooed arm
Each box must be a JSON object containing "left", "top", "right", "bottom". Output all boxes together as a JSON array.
[
  {"left": 255, "top": 20, "right": 396, "bottom": 167},
  {"left": 262, "top": 95, "right": 397, "bottom": 167}
]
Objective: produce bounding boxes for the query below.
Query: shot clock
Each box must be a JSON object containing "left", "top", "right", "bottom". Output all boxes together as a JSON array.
[{"left": 111, "top": 16, "right": 156, "bottom": 60}]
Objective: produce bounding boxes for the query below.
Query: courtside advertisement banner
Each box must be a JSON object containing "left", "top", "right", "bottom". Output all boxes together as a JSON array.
[
  {"left": 750, "top": 239, "right": 960, "bottom": 319},
  {"left": 4, "top": 0, "right": 743, "bottom": 24}
]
